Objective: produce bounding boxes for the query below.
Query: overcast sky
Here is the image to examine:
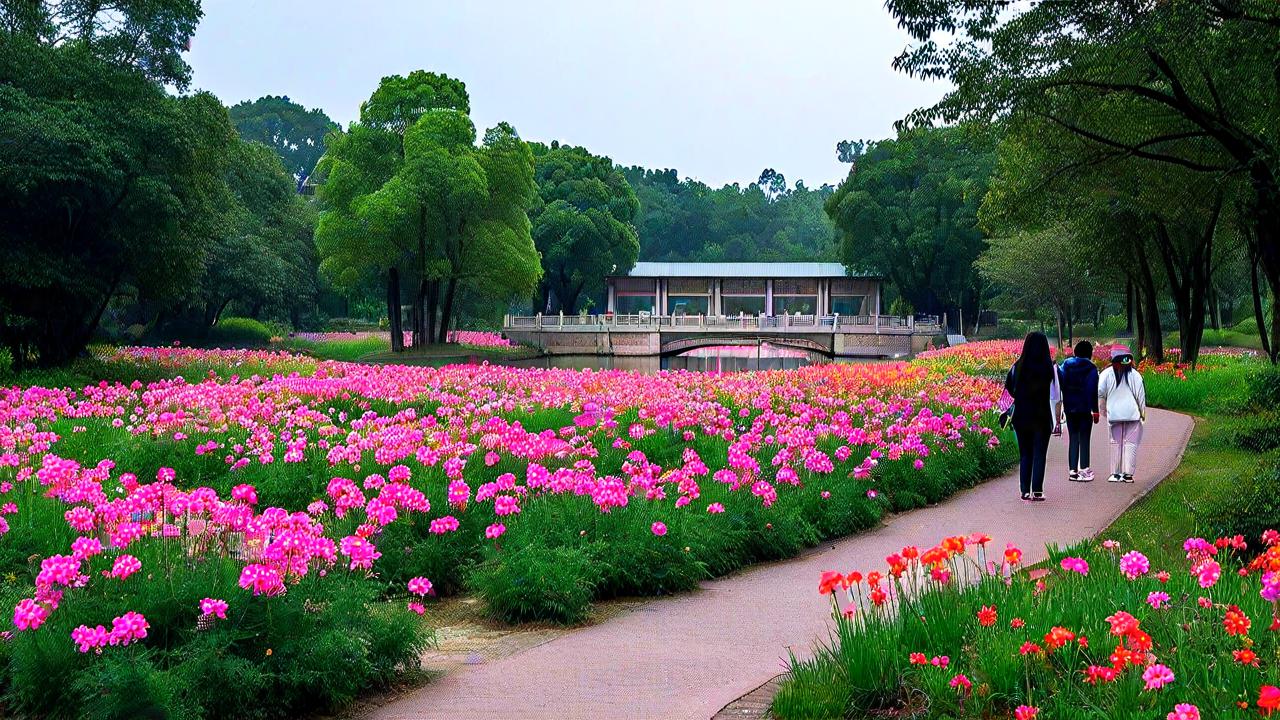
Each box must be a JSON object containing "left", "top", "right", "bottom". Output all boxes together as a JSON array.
[{"left": 187, "top": 1, "right": 947, "bottom": 188}]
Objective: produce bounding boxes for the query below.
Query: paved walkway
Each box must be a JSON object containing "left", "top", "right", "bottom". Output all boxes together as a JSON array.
[{"left": 365, "top": 409, "right": 1193, "bottom": 720}]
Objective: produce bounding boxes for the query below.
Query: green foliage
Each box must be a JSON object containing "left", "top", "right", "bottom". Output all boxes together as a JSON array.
[
  {"left": 529, "top": 142, "right": 640, "bottom": 312},
  {"left": 471, "top": 544, "right": 597, "bottom": 625},
  {"left": 620, "top": 166, "right": 838, "bottom": 264},
  {"left": 1206, "top": 459, "right": 1280, "bottom": 550},
  {"left": 0, "top": 36, "right": 236, "bottom": 368},
  {"left": 207, "top": 317, "right": 275, "bottom": 347},
  {"left": 229, "top": 95, "right": 339, "bottom": 180},
  {"left": 825, "top": 126, "right": 994, "bottom": 319}
]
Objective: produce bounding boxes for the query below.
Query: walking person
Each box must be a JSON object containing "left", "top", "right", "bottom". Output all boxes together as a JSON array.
[
  {"left": 1004, "top": 332, "right": 1063, "bottom": 502},
  {"left": 1098, "top": 345, "right": 1146, "bottom": 483},
  {"left": 1060, "top": 341, "right": 1100, "bottom": 482}
]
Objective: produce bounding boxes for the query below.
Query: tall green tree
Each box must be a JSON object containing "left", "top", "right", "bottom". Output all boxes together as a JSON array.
[
  {"left": 529, "top": 142, "right": 640, "bottom": 313},
  {"left": 229, "top": 95, "right": 339, "bottom": 182},
  {"left": 0, "top": 20, "right": 234, "bottom": 368},
  {"left": 315, "top": 72, "right": 539, "bottom": 347},
  {"left": 886, "top": 0, "right": 1280, "bottom": 360},
  {"left": 824, "top": 126, "right": 994, "bottom": 322},
  {"left": 1, "top": 0, "right": 202, "bottom": 88}
]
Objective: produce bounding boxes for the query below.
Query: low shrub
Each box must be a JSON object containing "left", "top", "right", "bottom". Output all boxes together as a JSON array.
[
  {"left": 207, "top": 317, "right": 275, "bottom": 347},
  {"left": 1206, "top": 460, "right": 1280, "bottom": 551},
  {"left": 471, "top": 544, "right": 597, "bottom": 625}
]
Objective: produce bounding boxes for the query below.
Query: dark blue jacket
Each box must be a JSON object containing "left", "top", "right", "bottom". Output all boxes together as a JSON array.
[{"left": 1059, "top": 356, "right": 1099, "bottom": 414}]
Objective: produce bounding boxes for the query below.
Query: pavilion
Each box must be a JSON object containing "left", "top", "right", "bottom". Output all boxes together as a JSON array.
[{"left": 604, "top": 262, "right": 882, "bottom": 318}]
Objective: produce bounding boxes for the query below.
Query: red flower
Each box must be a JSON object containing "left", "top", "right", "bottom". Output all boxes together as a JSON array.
[
  {"left": 1235, "top": 648, "right": 1259, "bottom": 666},
  {"left": 1224, "top": 606, "right": 1252, "bottom": 637},
  {"left": 1083, "top": 664, "right": 1118, "bottom": 684},
  {"left": 977, "top": 605, "right": 997, "bottom": 627},
  {"left": 1259, "top": 685, "right": 1280, "bottom": 714},
  {"left": 908, "top": 652, "right": 928, "bottom": 665},
  {"left": 1019, "top": 641, "right": 1042, "bottom": 656},
  {"left": 818, "top": 571, "right": 844, "bottom": 595},
  {"left": 1044, "top": 626, "right": 1076, "bottom": 651},
  {"left": 1011, "top": 617, "right": 1025, "bottom": 629}
]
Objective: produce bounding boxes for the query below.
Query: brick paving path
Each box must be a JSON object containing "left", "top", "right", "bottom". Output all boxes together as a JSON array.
[{"left": 365, "top": 409, "right": 1193, "bottom": 720}]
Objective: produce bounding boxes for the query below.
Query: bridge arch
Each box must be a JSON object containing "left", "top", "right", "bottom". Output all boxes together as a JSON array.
[{"left": 658, "top": 335, "right": 833, "bottom": 358}]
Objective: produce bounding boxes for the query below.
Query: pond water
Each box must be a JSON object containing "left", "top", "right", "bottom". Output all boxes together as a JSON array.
[{"left": 500, "top": 343, "right": 878, "bottom": 373}]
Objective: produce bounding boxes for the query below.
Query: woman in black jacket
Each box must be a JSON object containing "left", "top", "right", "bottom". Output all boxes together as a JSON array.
[{"left": 1004, "top": 332, "right": 1063, "bottom": 501}]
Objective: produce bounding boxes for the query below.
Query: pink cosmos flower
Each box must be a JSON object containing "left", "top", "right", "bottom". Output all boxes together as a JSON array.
[
  {"left": 1142, "top": 664, "right": 1175, "bottom": 690},
  {"left": 199, "top": 598, "right": 229, "bottom": 619},
  {"left": 109, "top": 555, "right": 142, "bottom": 580},
  {"left": 13, "top": 599, "right": 49, "bottom": 631},
  {"left": 71, "top": 624, "right": 110, "bottom": 653},
  {"left": 1119, "top": 551, "right": 1149, "bottom": 579},
  {"left": 1060, "top": 557, "right": 1089, "bottom": 576},
  {"left": 1196, "top": 560, "right": 1221, "bottom": 588}
]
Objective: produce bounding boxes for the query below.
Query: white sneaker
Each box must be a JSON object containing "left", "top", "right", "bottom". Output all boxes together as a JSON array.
[
  {"left": 1107, "top": 473, "right": 1122, "bottom": 483},
  {"left": 1080, "top": 468, "right": 1095, "bottom": 482}
]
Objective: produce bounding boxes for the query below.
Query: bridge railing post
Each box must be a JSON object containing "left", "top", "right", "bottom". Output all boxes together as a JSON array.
[
  {"left": 833, "top": 313, "right": 839, "bottom": 331},
  {"left": 536, "top": 312, "right": 543, "bottom": 329}
]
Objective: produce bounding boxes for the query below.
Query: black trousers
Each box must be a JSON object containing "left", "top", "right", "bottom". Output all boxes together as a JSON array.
[
  {"left": 1014, "top": 424, "right": 1051, "bottom": 495},
  {"left": 1065, "top": 412, "right": 1093, "bottom": 470}
]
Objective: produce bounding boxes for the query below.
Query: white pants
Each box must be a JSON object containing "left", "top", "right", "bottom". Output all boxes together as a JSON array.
[{"left": 1109, "top": 421, "right": 1143, "bottom": 476}]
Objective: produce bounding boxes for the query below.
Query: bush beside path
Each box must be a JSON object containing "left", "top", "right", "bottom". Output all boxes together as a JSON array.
[{"left": 364, "top": 409, "right": 1193, "bottom": 720}]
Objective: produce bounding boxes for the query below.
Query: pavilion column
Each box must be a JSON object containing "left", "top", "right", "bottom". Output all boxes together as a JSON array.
[
  {"left": 712, "top": 280, "right": 722, "bottom": 316},
  {"left": 607, "top": 282, "right": 616, "bottom": 313},
  {"left": 765, "top": 279, "right": 774, "bottom": 317}
]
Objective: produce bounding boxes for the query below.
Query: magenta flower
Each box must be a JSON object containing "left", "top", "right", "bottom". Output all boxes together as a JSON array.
[
  {"left": 1147, "top": 591, "right": 1170, "bottom": 609},
  {"left": 12, "top": 598, "right": 50, "bottom": 631},
  {"left": 1119, "top": 551, "right": 1150, "bottom": 580},
  {"left": 407, "top": 577, "right": 433, "bottom": 597},
  {"left": 1196, "top": 560, "right": 1221, "bottom": 588},
  {"left": 1142, "top": 663, "right": 1175, "bottom": 690},
  {"left": 707, "top": 503, "right": 725, "bottom": 514},
  {"left": 109, "top": 555, "right": 142, "bottom": 580},
  {"left": 1060, "top": 557, "right": 1090, "bottom": 576},
  {"left": 485, "top": 522, "right": 506, "bottom": 539},
  {"left": 1167, "top": 703, "right": 1200, "bottom": 720},
  {"left": 651, "top": 522, "right": 668, "bottom": 537},
  {"left": 199, "top": 598, "right": 229, "bottom": 619}
]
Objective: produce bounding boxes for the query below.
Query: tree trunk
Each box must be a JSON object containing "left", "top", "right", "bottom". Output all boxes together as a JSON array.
[
  {"left": 426, "top": 279, "right": 438, "bottom": 345},
  {"left": 1125, "top": 280, "right": 1134, "bottom": 334},
  {"left": 387, "top": 267, "right": 404, "bottom": 353},
  {"left": 437, "top": 277, "right": 458, "bottom": 344},
  {"left": 1134, "top": 284, "right": 1147, "bottom": 360},
  {"left": 1134, "top": 242, "right": 1164, "bottom": 364},
  {"left": 1250, "top": 252, "right": 1273, "bottom": 362}
]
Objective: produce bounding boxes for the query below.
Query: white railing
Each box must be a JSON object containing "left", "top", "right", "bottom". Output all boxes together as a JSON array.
[{"left": 504, "top": 313, "right": 938, "bottom": 333}]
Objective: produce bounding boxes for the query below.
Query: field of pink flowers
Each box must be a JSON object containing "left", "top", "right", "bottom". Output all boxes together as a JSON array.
[{"left": 0, "top": 346, "right": 1013, "bottom": 718}]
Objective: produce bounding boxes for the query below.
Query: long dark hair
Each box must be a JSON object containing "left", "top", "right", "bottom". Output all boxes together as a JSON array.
[{"left": 1015, "top": 331, "right": 1054, "bottom": 385}]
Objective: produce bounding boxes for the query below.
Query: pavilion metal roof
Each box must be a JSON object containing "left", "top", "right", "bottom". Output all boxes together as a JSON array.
[{"left": 616, "top": 262, "right": 876, "bottom": 278}]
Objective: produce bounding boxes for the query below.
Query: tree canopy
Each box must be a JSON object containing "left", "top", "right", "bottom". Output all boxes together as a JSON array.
[
  {"left": 622, "top": 167, "right": 837, "bottom": 263},
  {"left": 529, "top": 142, "right": 640, "bottom": 313},
  {"left": 229, "top": 95, "right": 339, "bottom": 182},
  {"left": 824, "top": 126, "right": 994, "bottom": 320},
  {"left": 315, "top": 72, "right": 539, "bottom": 347}
]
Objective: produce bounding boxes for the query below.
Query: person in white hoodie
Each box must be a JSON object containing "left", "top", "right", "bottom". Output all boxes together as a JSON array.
[{"left": 1098, "top": 345, "right": 1146, "bottom": 483}]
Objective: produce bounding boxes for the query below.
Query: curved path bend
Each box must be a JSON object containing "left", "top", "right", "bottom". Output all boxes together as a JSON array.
[{"left": 366, "top": 408, "right": 1193, "bottom": 720}]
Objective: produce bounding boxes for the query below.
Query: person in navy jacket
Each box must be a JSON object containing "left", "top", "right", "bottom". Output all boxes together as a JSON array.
[{"left": 1059, "top": 341, "right": 1100, "bottom": 482}]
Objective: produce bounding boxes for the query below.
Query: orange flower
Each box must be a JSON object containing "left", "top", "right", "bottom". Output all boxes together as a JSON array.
[
  {"left": 1043, "top": 626, "right": 1075, "bottom": 651},
  {"left": 901, "top": 545, "right": 920, "bottom": 560},
  {"left": 1225, "top": 605, "right": 1252, "bottom": 637},
  {"left": 866, "top": 571, "right": 883, "bottom": 587},
  {"left": 976, "top": 605, "right": 997, "bottom": 627},
  {"left": 1235, "top": 648, "right": 1259, "bottom": 666},
  {"left": 942, "top": 535, "right": 966, "bottom": 555},
  {"left": 1004, "top": 544, "right": 1023, "bottom": 565}
]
